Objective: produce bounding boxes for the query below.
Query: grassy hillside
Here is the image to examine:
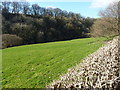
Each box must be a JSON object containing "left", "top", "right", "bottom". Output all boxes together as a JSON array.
[{"left": 2, "top": 37, "right": 112, "bottom": 88}]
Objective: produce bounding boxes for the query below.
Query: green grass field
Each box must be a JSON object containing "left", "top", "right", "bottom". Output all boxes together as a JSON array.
[{"left": 2, "top": 37, "right": 112, "bottom": 88}]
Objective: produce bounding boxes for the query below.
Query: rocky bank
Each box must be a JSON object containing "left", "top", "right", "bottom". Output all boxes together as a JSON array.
[{"left": 47, "top": 37, "right": 120, "bottom": 89}]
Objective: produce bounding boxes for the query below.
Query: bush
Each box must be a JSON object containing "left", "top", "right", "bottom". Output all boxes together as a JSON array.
[
  {"left": 90, "top": 18, "right": 118, "bottom": 37},
  {"left": 1, "top": 34, "right": 23, "bottom": 49}
]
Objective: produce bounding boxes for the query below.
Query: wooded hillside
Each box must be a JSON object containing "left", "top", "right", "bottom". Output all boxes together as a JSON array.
[
  {"left": 1, "top": 2, "right": 95, "bottom": 45},
  {"left": 1, "top": 1, "right": 119, "bottom": 48}
]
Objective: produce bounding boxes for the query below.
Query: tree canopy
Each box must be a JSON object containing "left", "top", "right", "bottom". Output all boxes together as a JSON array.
[{"left": 2, "top": 2, "right": 95, "bottom": 45}]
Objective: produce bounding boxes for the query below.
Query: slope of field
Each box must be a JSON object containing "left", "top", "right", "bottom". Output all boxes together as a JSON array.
[{"left": 2, "top": 37, "right": 112, "bottom": 88}]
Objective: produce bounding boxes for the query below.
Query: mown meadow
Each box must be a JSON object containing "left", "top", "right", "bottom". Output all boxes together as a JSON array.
[{"left": 2, "top": 37, "right": 112, "bottom": 88}]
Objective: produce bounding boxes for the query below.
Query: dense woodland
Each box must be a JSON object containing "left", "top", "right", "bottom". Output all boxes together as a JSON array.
[
  {"left": 0, "top": 1, "right": 119, "bottom": 48},
  {"left": 1, "top": 2, "right": 95, "bottom": 46}
]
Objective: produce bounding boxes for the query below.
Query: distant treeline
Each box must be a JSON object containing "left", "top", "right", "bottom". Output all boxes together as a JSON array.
[{"left": 1, "top": 2, "right": 95, "bottom": 47}]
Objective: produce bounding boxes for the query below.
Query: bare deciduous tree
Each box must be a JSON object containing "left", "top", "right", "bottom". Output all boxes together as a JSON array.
[{"left": 91, "top": 1, "right": 120, "bottom": 37}]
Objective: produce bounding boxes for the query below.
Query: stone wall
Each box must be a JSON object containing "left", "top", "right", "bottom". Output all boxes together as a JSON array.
[{"left": 47, "top": 37, "right": 120, "bottom": 89}]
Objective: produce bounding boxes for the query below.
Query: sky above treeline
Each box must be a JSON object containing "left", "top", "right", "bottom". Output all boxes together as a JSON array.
[{"left": 2, "top": 0, "right": 119, "bottom": 18}]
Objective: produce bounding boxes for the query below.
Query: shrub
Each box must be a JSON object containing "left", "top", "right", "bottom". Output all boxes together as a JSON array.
[{"left": 1, "top": 34, "right": 23, "bottom": 49}]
